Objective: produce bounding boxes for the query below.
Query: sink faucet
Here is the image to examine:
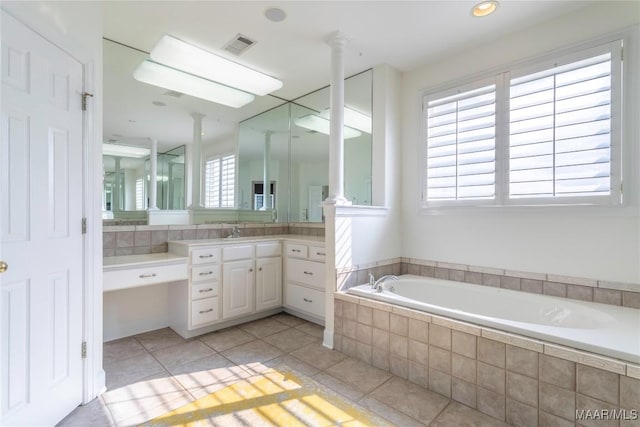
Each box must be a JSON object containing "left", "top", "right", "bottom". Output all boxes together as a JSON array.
[
  {"left": 370, "top": 274, "right": 399, "bottom": 293},
  {"left": 228, "top": 226, "right": 241, "bottom": 238}
]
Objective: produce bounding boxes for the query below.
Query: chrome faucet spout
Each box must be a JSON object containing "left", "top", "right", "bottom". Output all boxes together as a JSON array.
[{"left": 373, "top": 275, "right": 399, "bottom": 293}]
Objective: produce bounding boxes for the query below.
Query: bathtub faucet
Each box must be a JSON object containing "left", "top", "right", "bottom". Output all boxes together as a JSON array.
[{"left": 372, "top": 275, "right": 399, "bottom": 293}]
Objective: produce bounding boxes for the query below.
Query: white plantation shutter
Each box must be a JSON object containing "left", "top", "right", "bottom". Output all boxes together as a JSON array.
[
  {"left": 204, "top": 154, "right": 235, "bottom": 208},
  {"left": 135, "top": 177, "right": 145, "bottom": 210},
  {"left": 421, "top": 40, "right": 622, "bottom": 208},
  {"left": 424, "top": 83, "right": 497, "bottom": 203},
  {"left": 219, "top": 154, "right": 235, "bottom": 208},
  {"left": 509, "top": 51, "right": 615, "bottom": 200}
]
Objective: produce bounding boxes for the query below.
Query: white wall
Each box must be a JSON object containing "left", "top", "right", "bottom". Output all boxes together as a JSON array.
[
  {"left": 103, "top": 286, "right": 169, "bottom": 341},
  {"left": 401, "top": 2, "right": 640, "bottom": 283}
]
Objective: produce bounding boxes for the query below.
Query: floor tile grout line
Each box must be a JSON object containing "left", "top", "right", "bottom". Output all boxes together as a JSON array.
[{"left": 428, "top": 401, "right": 453, "bottom": 426}]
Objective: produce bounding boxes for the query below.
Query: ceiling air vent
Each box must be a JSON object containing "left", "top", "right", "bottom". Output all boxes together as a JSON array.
[
  {"left": 164, "top": 90, "right": 183, "bottom": 98},
  {"left": 223, "top": 34, "right": 256, "bottom": 56}
]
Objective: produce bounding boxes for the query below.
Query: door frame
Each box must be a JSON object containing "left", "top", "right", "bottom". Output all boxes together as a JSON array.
[{"left": 0, "top": 6, "right": 106, "bottom": 404}]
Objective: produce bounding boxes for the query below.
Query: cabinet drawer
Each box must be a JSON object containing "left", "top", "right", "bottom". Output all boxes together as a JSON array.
[
  {"left": 191, "top": 247, "right": 221, "bottom": 265},
  {"left": 287, "top": 243, "right": 308, "bottom": 259},
  {"left": 287, "top": 258, "right": 325, "bottom": 290},
  {"left": 191, "top": 297, "right": 219, "bottom": 327},
  {"left": 191, "top": 282, "right": 219, "bottom": 301},
  {"left": 286, "top": 283, "right": 325, "bottom": 318},
  {"left": 223, "top": 244, "right": 254, "bottom": 261},
  {"left": 256, "top": 242, "right": 281, "bottom": 258},
  {"left": 191, "top": 264, "right": 220, "bottom": 283},
  {"left": 104, "top": 262, "right": 187, "bottom": 292},
  {"left": 308, "top": 246, "right": 326, "bottom": 262}
]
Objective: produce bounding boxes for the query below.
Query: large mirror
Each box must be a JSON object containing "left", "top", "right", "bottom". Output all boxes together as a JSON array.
[
  {"left": 103, "top": 38, "right": 281, "bottom": 223},
  {"left": 105, "top": 37, "right": 373, "bottom": 224},
  {"left": 238, "top": 70, "right": 373, "bottom": 223}
]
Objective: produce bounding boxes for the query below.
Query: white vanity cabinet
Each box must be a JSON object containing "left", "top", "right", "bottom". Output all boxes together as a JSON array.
[
  {"left": 256, "top": 243, "right": 282, "bottom": 311},
  {"left": 284, "top": 242, "right": 326, "bottom": 323},
  {"left": 222, "top": 244, "right": 255, "bottom": 319},
  {"left": 168, "top": 239, "right": 284, "bottom": 338}
]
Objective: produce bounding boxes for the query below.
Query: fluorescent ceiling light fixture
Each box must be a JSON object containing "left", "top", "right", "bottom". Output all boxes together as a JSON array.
[
  {"left": 150, "top": 35, "right": 283, "bottom": 96},
  {"left": 102, "top": 143, "right": 151, "bottom": 158},
  {"left": 322, "top": 107, "right": 372, "bottom": 134},
  {"left": 472, "top": 1, "right": 499, "bottom": 17},
  {"left": 294, "top": 114, "right": 362, "bottom": 139},
  {"left": 133, "top": 60, "right": 254, "bottom": 108}
]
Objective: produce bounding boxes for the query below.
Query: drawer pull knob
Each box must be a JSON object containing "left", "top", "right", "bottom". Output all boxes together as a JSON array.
[
  {"left": 199, "top": 271, "right": 213, "bottom": 276},
  {"left": 317, "top": 252, "right": 325, "bottom": 256},
  {"left": 303, "top": 271, "right": 313, "bottom": 275},
  {"left": 199, "top": 254, "right": 214, "bottom": 258},
  {"left": 199, "top": 308, "right": 214, "bottom": 314},
  {"left": 199, "top": 288, "right": 213, "bottom": 293},
  {"left": 139, "top": 273, "right": 157, "bottom": 278},
  {"left": 292, "top": 249, "right": 301, "bottom": 253},
  {"left": 303, "top": 298, "right": 313, "bottom": 303},
  {"left": 258, "top": 267, "right": 262, "bottom": 271},
  {"left": 249, "top": 268, "right": 253, "bottom": 272}
]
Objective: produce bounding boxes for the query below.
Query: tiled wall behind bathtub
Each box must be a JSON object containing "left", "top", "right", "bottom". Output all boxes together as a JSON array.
[
  {"left": 336, "top": 258, "right": 640, "bottom": 309},
  {"left": 103, "top": 222, "right": 324, "bottom": 257}
]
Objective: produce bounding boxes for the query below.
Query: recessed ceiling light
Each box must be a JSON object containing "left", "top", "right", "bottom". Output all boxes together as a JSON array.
[
  {"left": 265, "top": 7, "right": 286, "bottom": 22},
  {"left": 472, "top": 0, "right": 499, "bottom": 17}
]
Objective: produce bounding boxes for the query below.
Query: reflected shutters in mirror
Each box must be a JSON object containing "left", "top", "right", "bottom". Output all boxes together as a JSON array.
[{"left": 205, "top": 154, "right": 235, "bottom": 208}]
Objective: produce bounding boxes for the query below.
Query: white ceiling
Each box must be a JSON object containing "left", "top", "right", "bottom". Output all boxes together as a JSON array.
[{"left": 103, "top": 0, "right": 593, "bottom": 153}]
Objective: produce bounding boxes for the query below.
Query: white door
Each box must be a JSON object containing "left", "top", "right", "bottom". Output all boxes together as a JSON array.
[
  {"left": 222, "top": 260, "right": 254, "bottom": 319},
  {"left": 256, "top": 257, "right": 282, "bottom": 311},
  {"left": 1, "top": 11, "right": 84, "bottom": 426}
]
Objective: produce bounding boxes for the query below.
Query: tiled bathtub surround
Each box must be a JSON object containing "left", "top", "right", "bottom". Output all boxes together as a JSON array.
[
  {"left": 334, "top": 292, "right": 640, "bottom": 426},
  {"left": 103, "top": 223, "right": 324, "bottom": 256},
  {"left": 336, "top": 257, "right": 640, "bottom": 309}
]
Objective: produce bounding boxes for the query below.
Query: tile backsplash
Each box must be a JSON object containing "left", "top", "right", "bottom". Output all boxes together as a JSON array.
[{"left": 103, "top": 222, "right": 324, "bottom": 257}]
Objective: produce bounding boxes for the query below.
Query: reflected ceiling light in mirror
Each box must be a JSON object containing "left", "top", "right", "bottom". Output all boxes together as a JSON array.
[
  {"left": 102, "top": 143, "right": 151, "bottom": 158},
  {"left": 133, "top": 60, "right": 255, "bottom": 108},
  {"left": 323, "top": 107, "right": 372, "bottom": 134},
  {"left": 294, "top": 114, "right": 362, "bottom": 139},
  {"left": 149, "top": 35, "right": 283, "bottom": 96}
]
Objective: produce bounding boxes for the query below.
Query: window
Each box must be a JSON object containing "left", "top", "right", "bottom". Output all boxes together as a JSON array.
[
  {"left": 424, "top": 81, "right": 497, "bottom": 202},
  {"left": 204, "top": 154, "right": 235, "bottom": 208},
  {"left": 135, "top": 177, "right": 145, "bottom": 210},
  {"left": 509, "top": 53, "right": 614, "bottom": 200},
  {"left": 422, "top": 41, "right": 622, "bottom": 208}
]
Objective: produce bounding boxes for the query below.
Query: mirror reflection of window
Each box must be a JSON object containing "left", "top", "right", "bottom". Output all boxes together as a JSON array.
[
  {"left": 252, "top": 181, "right": 276, "bottom": 210},
  {"left": 204, "top": 154, "right": 236, "bottom": 208}
]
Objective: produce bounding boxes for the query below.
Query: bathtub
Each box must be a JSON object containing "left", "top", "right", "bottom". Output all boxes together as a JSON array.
[{"left": 347, "top": 275, "right": 640, "bottom": 363}]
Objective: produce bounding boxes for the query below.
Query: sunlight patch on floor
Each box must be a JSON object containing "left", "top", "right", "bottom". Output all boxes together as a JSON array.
[{"left": 141, "top": 368, "right": 386, "bottom": 427}]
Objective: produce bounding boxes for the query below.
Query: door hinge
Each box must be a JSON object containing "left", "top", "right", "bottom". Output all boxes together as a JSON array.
[
  {"left": 620, "top": 181, "right": 624, "bottom": 195},
  {"left": 81, "top": 341, "right": 87, "bottom": 359},
  {"left": 82, "top": 217, "right": 87, "bottom": 234},
  {"left": 82, "top": 92, "right": 94, "bottom": 111}
]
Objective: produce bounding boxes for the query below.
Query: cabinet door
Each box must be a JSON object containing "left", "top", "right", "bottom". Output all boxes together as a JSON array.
[
  {"left": 256, "top": 257, "right": 282, "bottom": 311},
  {"left": 222, "top": 260, "right": 254, "bottom": 319}
]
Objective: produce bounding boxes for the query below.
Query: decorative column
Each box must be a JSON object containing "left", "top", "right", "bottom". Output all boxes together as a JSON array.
[
  {"left": 325, "top": 31, "right": 349, "bottom": 205},
  {"left": 113, "top": 156, "right": 121, "bottom": 212},
  {"left": 148, "top": 138, "right": 158, "bottom": 210},
  {"left": 263, "top": 131, "right": 272, "bottom": 210},
  {"left": 189, "top": 112, "right": 205, "bottom": 209}
]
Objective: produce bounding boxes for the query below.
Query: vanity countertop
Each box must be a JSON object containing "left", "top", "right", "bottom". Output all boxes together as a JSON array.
[
  {"left": 103, "top": 252, "right": 188, "bottom": 270},
  {"left": 168, "top": 234, "right": 324, "bottom": 247}
]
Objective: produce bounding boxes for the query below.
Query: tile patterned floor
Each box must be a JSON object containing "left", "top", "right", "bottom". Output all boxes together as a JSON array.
[{"left": 57, "top": 313, "right": 509, "bottom": 426}]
